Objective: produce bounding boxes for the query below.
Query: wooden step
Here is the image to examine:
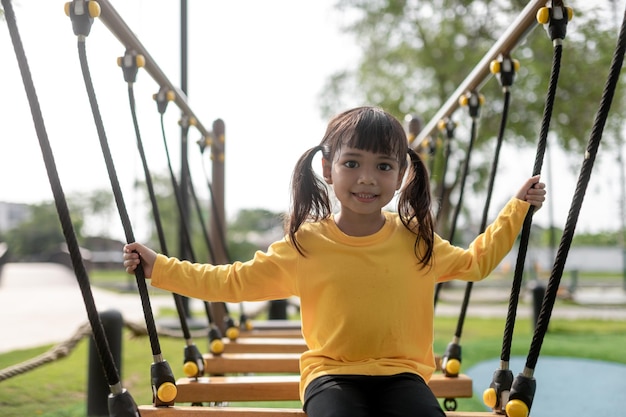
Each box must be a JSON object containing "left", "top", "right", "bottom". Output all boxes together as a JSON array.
[
  {"left": 204, "top": 353, "right": 301, "bottom": 374},
  {"left": 223, "top": 338, "right": 307, "bottom": 354},
  {"left": 138, "top": 405, "right": 495, "bottom": 417},
  {"left": 174, "top": 373, "right": 473, "bottom": 403}
]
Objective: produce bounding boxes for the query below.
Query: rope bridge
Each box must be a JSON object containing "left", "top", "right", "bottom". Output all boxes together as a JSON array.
[{"left": 2, "top": 0, "right": 625, "bottom": 416}]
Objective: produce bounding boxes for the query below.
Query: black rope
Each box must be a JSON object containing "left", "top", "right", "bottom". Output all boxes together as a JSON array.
[
  {"left": 158, "top": 115, "right": 221, "bottom": 331},
  {"left": 434, "top": 113, "right": 476, "bottom": 309},
  {"left": 449, "top": 118, "right": 478, "bottom": 339},
  {"left": 501, "top": 44, "right": 562, "bottom": 364},
  {"left": 127, "top": 84, "right": 193, "bottom": 342},
  {"left": 525, "top": 5, "right": 626, "bottom": 372},
  {"left": 187, "top": 174, "right": 217, "bottom": 263},
  {"left": 77, "top": 39, "right": 163, "bottom": 358},
  {"left": 2, "top": 0, "right": 124, "bottom": 392},
  {"left": 198, "top": 151, "right": 233, "bottom": 263}
]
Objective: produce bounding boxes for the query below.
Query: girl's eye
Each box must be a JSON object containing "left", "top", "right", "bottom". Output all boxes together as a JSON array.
[
  {"left": 378, "top": 163, "right": 392, "bottom": 171},
  {"left": 344, "top": 161, "right": 358, "bottom": 168}
]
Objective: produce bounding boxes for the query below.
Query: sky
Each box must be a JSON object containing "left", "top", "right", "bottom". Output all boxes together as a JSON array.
[{"left": 1, "top": 0, "right": 625, "bottom": 242}]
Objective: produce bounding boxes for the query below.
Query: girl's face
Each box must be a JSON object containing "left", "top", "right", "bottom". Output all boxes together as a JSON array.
[{"left": 323, "top": 145, "right": 404, "bottom": 218}]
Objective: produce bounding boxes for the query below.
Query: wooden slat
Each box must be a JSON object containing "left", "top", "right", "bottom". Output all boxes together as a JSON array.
[
  {"left": 238, "top": 329, "right": 303, "bottom": 339},
  {"left": 223, "top": 338, "right": 307, "bottom": 354},
  {"left": 175, "top": 373, "right": 472, "bottom": 403},
  {"left": 138, "top": 405, "right": 497, "bottom": 417},
  {"left": 175, "top": 376, "right": 300, "bottom": 403},
  {"left": 204, "top": 353, "right": 301, "bottom": 374}
]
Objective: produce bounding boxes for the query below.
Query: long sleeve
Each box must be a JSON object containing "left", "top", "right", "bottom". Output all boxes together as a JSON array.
[
  {"left": 433, "top": 197, "right": 530, "bottom": 283},
  {"left": 150, "top": 238, "right": 300, "bottom": 302}
]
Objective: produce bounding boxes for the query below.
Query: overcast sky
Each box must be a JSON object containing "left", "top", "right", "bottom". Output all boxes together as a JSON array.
[{"left": 2, "top": 0, "right": 625, "bottom": 242}]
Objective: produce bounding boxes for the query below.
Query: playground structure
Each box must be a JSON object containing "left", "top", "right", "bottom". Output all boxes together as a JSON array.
[{"left": 2, "top": 0, "right": 626, "bottom": 417}]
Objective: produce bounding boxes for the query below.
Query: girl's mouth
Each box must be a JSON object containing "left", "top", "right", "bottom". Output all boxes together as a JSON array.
[{"left": 353, "top": 192, "right": 377, "bottom": 202}]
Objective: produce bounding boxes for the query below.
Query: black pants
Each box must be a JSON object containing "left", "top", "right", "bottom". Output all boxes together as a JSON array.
[{"left": 303, "top": 373, "right": 446, "bottom": 417}]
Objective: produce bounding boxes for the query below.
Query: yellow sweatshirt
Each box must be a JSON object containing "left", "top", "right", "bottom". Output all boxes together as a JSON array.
[{"left": 151, "top": 197, "right": 529, "bottom": 401}]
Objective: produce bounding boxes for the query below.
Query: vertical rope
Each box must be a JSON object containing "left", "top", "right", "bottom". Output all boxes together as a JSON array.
[
  {"left": 525, "top": 5, "right": 626, "bottom": 371},
  {"left": 2, "top": 0, "right": 122, "bottom": 388},
  {"left": 77, "top": 40, "right": 162, "bottom": 358}
]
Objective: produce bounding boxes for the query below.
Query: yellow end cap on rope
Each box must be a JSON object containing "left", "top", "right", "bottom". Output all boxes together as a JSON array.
[
  {"left": 226, "top": 326, "right": 240, "bottom": 341},
  {"left": 183, "top": 361, "right": 199, "bottom": 378},
  {"left": 210, "top": 338, "right": 225, "bottom": 355},
  {"left": 156, "top": 381, "right": 177, "bottom": 403},
  {"left": 506, "top": 399, "right": 530, "bottom": 417},
  {"left": 482, "top": 387, "right": 497, "bottom": 409},
  {"left": 444, "top": 358, "right": 461, "bottom": 376}
]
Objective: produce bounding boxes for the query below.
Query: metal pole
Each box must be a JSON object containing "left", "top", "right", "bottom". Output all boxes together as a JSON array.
[{"left": 178, "top": 0, "right": 191, "bottom": 316}]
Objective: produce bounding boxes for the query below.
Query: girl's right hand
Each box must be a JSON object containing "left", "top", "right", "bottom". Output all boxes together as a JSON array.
[{"left": 123, "top": 242, "right": 157, "bottom": 278}]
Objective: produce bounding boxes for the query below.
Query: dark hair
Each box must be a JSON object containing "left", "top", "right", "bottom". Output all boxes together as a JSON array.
[{"left": 287, "top": 106, "right": 434, "bottom": 266}]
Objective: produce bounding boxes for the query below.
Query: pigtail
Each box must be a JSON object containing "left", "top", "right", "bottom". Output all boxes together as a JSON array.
[
  {"left": 287, "top": 145, "right": 332, "bottom": 255},
  {"left": 398, "top": 148, "right": 435, "bottom": 267}
]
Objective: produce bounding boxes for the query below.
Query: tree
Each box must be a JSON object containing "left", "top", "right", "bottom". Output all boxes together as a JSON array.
[{"left": 322, "top": 0, "right": 626, "bottom": 235}]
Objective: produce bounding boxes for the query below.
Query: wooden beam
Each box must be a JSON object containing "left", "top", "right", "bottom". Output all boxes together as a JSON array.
[
  {"left": 137, "top": 405, "right": 498, "bottom": 417},
  {"left": 203, "top": 353, "right": 301, "bottom": 374},
  {"left": 174, "top": 373, "right": 472, "bottom": 403},
  {"left": 222, "top": 338, "right": 307, "bottom": 354}
]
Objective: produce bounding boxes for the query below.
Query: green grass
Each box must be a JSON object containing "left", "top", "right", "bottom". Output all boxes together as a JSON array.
[{"left": 1, "top": 313, "right": 625, "bottom": 416}]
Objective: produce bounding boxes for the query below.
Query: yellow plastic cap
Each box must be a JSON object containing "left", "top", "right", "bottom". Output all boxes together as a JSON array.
[
  {"left": 156, "top": 381, "right": 177, "bottom": 403},
  {"left": 136, "top": 54, "right": 146, "bottom": 68},
  {"left": 226, "top": 327, "right": 240, "bottom": 341},
  {"left": 483, "top": 387, "right": 497, "bottom": 408},
  {"left": 445, "top": 358, "right": 461, "bottom": 375},
  {"left": 64, "top": 2, "right": 71, "bottom": 17},
  {"left": 88, "top": 1, "right": 101, "bottom": 18},
  {"left": 490, "top": 60, "right": 500, "bottom": 75},
  {"left": 183, "top": 361, "right": 199, "bottom": 378},
  {"left": 536, "top": 7, "right": 549, "bottom": 25},
  {"left": 506, "top": 399, "right": 530, "bottom": 417},
  {"left": 210, "top": 339, "right": 225, "bottom": 354}
]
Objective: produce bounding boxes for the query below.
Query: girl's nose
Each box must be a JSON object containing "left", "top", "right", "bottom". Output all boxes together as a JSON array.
[{"left": 357, "top": 169, "right": 376, "bottom": 184}]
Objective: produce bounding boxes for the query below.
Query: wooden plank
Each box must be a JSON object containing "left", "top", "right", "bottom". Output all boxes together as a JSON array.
[
  {"left": 138, "top": 405, "right": 497, "bottom": 417},
  {"left": 175, "top": 376, "right": 300, "bottom": 403},
  {"left": 223, "top": 338, "right": 307, "bottom": 354},
  {"left": 203, "top": 353, "right": 301, "bottom": 374},
  {"left": 238, "top": 329, "right": 303, "bottom": 339},
  {"left": 174, "top": 374, "right": 472, "bottom": 403}
]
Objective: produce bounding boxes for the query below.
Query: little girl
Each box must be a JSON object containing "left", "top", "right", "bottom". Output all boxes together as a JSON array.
[{"left": 123, "top": 106, "right": 546, "bottom": 417}]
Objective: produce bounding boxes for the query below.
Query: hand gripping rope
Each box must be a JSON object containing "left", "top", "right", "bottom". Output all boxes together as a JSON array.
[
  {"left": 473, "top": 3, "right": 572, "bottom": 415},
  {"left": 506, "top": 3, "right": 626, "bottom": 417},
  {"left": 152, "top": 90, "right": 232, "bottom": 355},
  {"left": 118, "top": 50, "right": 205, "bottom": 380},
  {"left": 65, "top": 0, "right": 177, "bottom": 406},
  {"left": 2, "top": 1, "right": 140, "bottom": 415}
]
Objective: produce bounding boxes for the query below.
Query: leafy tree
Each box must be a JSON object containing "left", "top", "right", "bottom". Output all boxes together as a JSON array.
[{"left": 323, "top": 0, "right": 626, "bottom": 235}]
